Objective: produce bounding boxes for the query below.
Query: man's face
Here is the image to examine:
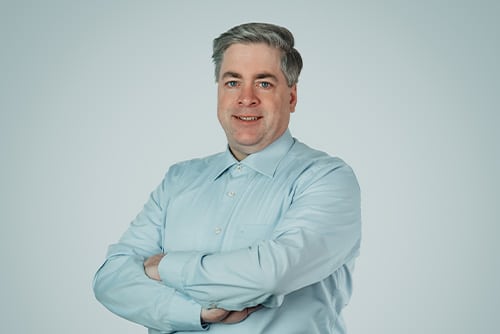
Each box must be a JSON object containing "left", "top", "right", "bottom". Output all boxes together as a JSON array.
[{"left": 217, "top": 43, "right": 297, "bottom": 161}]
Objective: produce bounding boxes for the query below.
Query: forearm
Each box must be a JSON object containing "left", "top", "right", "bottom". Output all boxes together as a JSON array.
[
  {"left": 93, "top": 254, "right": 204, "bottom": 333},
  {"left": 160, "top": 226, "right": 359, "bottom": 310}
]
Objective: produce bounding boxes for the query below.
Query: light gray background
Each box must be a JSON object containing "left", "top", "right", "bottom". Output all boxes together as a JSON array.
[{"left": 1, "top": 1, "right": 498, "bottom": 333}]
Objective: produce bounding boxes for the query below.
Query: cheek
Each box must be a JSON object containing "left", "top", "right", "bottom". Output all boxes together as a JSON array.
[
  {"left": 216, "top": 104, "right": 230, "bottom": 127},
  {"left": 216, "top": 98, "right": 225, "bottom": 119},
  {"left": 217, "top": 92, "right": 233, "bottom": 110},
  {"left": 216, "top": 107, "right": 225, "bottom": 125}
]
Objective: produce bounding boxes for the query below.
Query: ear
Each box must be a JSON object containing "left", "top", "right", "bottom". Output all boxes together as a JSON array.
[{"left": 289, "top": 85, "right": 298, "bottom": 113}]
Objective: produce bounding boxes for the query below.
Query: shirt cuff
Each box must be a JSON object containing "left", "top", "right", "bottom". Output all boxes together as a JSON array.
[
  {"left": 158, "top": 251, "right": 200, "bottom": 293},
  {"left": 166, "top": 290, "right": 206, "bottom": 331}
]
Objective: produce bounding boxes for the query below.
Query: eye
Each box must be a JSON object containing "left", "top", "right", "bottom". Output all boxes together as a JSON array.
[
  {"left": 258, "top": 81, "right": 272, "bottom": 89},
  {"left": 225, "top": 80, "right": 238, "bottom": 88}
]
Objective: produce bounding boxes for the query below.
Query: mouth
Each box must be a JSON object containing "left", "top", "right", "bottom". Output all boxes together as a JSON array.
[{"left": 233, "top": 116, "right": 262, "bottom": 121}]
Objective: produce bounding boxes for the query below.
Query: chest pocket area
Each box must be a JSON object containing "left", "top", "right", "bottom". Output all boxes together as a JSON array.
[{"left": 231, "top": 223, "right": 274, "bottom": 248}]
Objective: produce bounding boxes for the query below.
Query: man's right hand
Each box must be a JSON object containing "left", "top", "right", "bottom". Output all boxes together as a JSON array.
[{"left": 201, "top": 305, "right": 261, "bottom": 324}]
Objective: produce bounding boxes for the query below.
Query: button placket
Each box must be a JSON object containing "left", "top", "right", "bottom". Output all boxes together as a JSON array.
[
  {"left": 217, "top": 165, "right": 255, "bottom": 241},
  {"left": 226, "top": 164, "right": 246, "bottom": 198}
]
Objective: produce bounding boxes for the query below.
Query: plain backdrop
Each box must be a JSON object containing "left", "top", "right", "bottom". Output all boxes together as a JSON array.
[{"left": 1, "top": 1, "right": 499, "bottom": 333}]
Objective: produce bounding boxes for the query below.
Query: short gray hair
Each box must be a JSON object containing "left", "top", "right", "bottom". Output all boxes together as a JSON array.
[{"left": 212, "top": 22, "right": 303, "bottom": 87}]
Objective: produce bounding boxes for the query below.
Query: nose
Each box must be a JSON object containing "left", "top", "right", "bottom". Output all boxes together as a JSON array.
[{"left": 238, "top": 85, "right": 259, "bottom": 107}]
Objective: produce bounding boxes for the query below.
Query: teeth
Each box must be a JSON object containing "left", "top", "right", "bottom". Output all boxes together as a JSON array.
[{"left": 238, "top": 116, "right": 258, "bottom": 121}]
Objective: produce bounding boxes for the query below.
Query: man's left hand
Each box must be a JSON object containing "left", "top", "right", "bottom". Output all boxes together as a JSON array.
[{"left": 144, "top": 253, "right": 165, "bottom": 281}]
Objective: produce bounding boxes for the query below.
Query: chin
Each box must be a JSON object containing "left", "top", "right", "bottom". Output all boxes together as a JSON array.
[{"left": 233, "top": 140, "right": 260, "bottom": 150}]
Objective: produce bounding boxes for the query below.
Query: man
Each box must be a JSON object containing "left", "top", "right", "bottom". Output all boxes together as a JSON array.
[{"left": 93, "top": 22, "right": 361, "bottom": 334}]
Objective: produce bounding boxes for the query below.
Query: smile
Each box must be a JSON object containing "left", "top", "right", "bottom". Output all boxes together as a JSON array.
[{"left": 235, "top": 116, "right": 261, "bottom": 121}]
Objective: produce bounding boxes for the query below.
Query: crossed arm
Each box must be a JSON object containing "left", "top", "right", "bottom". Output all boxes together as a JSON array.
[
  {"left": 93, "top": 163, "right": 360, "bottom": 332},
  {"left": 144, "top": 254, "right": 260, "bottom": 324}
]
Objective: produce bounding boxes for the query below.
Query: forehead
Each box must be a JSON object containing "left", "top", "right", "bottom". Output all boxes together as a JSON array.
[{"left": 221, "top": 43, "right": 282, "bottom": 74}]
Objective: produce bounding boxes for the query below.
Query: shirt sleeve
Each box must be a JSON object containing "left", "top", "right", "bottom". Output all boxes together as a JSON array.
[
  {"left": 93, "top": 170, "right": 206, "bottom": 333},
  {"left": 158, "top": 162, "right": 362, "bottom": 311}
]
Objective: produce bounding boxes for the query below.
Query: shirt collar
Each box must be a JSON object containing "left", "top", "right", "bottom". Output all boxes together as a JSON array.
[{"left": 213, "top": 129, "right": 294, "bottom": 180}]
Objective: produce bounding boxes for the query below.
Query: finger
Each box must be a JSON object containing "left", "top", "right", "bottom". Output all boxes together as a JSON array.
[
  {"left": 220, "top": 311, "right": 244, "bottom": 324},
  {"left": 246, "top": 305, "right": 263, "bottom": 315},
  {"left": 201, "top": 308, "right": 230, "bottom": 323},
  {"left": 221, "top": 306, "right": 262, "bottom": 324},
  {"left": 144, "top": 254, "right": 160, "bottom": 265}
]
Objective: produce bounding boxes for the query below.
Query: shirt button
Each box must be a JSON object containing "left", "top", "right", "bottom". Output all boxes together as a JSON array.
[
  {"left": 214, "top": 227, "right": 222, "bottom": 235},
  {"left": 227, "top": 191, "right": 236, "bottom": 197},
  {"left": 236, "top": 164, "right": 242, "bottom": 171}
]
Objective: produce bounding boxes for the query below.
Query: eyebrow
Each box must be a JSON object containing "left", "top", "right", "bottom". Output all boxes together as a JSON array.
[
  {"left": 221, "top": 71, "right": 279, "bottom": 82},
  {"left": 221, "top": 71, "right": 242, "bottom": 80},
  {"left": 255, "top": 73, "right": 279, "bottom": 82}
]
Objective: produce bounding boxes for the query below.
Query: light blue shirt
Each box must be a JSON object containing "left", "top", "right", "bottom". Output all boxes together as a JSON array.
[{"left": 93, "top": 130, "right": 361, "bottom": 334}]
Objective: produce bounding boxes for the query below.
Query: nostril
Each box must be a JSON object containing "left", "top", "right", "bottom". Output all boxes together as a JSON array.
[{"left": 238, "top": 94, "right": 259, "bottom": 107}]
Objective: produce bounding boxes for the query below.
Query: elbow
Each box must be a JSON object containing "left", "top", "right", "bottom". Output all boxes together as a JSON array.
[
  {"left": 92, "top": 269, "right": 107, "bottom": 304},
  {"left": 92, "top": 261, "right": 115, "bottom": 306},
  {"left": 93, "top": 268, "right": 120, "bottom": 312}
]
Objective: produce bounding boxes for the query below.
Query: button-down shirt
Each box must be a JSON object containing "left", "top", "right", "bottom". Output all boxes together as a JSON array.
[{"left": 93, "top": 130, "right": 361, "bottom": 334}]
